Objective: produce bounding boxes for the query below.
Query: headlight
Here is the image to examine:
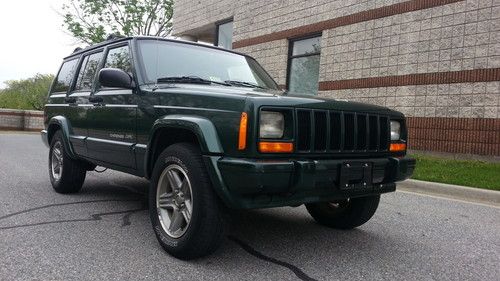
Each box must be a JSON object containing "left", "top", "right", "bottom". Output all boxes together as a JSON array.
[
  {"left": 260, "top": 111, "right": 284, "bottom": 138},
  {"left": 390, "top": 121, "right": 401, "bottom": 141}
]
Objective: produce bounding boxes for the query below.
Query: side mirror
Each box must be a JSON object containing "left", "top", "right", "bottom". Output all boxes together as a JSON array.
[{"left": 98, "top": 68, "right": 135, "bottom": 89}]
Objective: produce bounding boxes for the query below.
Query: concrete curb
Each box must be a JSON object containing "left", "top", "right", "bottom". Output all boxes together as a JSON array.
[
  {"left": 0, "top": 130, "right": 39, "bottom": 134},
  {"left": 398, "top": 179, "right": 500, "bottom": 206}
]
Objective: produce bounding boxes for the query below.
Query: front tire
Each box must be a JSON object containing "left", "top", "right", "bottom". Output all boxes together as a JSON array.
[
  {"left": 305, "top": 195, "right": 380, "bottom": 229},
  {"left": 149, "top": 143, "right": 224, "bottom": 260},
  {"left": 48, "top": 130, "right": 86, "bottom": 194}
]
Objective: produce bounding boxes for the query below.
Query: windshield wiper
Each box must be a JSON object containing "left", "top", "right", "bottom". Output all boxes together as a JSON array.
[
  {"left": 157, "top": 76, "right": 231, "bottom": 86},
  {"left": 224, "top": 80, "right": 266, "bottom": 89}
]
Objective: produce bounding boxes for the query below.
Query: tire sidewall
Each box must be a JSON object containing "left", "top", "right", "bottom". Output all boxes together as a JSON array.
[
  {"left": 315, "top": 200, "right": 350, "bottom": 218},
  {"left": 48, "top": 132, "right": 64, "bottom": 188},
  {"left": 306, "top": 195, "right": 380, "bottom": 229},
  {"left": 149, "top": 147, "right": 206, "bottom": 254},
  {"left": 48, "top": 130, "right": 86, "bottom": 194}
]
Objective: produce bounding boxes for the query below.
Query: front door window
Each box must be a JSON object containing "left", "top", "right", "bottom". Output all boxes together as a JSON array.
[{"left": 104, "top": 46, "right": 132, "bottom": 74}]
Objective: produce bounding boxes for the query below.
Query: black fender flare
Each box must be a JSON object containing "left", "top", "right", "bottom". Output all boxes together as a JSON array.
[
  {"left": 46, "top": 116, "right": 78, "bottom": 159},
  {"left": 144, "top": 114, "right": 223, "bottom": 178}
]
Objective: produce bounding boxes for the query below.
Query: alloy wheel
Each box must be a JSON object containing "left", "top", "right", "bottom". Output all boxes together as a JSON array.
[
  {"left": 51, "top": 141, "right": 64, "bottom": 181},
  {"left": 156, "top": 164, "right": 194, "bottom": 238}
]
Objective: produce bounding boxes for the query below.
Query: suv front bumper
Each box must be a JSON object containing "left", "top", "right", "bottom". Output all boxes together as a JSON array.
[{"left": 204, "top": 156, "right": 415, "bottom": 209}]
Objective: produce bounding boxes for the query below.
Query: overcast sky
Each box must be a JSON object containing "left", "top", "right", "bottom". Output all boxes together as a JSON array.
[{"left": 0, "top": 0, "right": 78, "bottom": 88}]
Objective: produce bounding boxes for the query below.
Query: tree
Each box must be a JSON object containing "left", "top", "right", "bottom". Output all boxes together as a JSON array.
[
  {"left": 0, "top": 74, "right": 54, "bottom": 110},
  {"left": 61, "top": 0, "right": 174, "bottom": 44}
]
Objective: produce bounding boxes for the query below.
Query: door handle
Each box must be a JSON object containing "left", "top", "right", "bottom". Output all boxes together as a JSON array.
[
  {"left": 64, "top": 97, "right": 76, "bottom": 103},
  {"left": 89, "top": 96, "right": 104, "bottom": 103}
]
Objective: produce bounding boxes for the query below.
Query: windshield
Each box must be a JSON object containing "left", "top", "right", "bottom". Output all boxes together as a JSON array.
[{"left": 137, "top": 39, "right": 279, "bottom": 90}]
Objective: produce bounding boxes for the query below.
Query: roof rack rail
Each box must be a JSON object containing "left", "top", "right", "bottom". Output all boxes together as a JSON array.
[
  {"left": 72, "top": 47, "right": 83, "bottom": 53},
  {"left": 106, "top": 34, "right": 125, "bottom": 41}
]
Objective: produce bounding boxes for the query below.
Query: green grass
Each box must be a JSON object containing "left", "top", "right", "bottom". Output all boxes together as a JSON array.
[{"left": 410, "top": 154, "right": 500, "bottom": 191}]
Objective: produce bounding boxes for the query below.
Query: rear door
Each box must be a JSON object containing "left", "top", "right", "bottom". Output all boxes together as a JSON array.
[
  {"left": 46, "top": 57, "right": 86, "bottom": 154},
  {"left": 86, "top": 43, "right": 138, "bottom": 169},
  {"left": 65, "top": 50, "right": 104, "bottom": 157}
]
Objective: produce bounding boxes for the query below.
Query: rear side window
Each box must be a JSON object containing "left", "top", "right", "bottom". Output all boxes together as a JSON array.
[
  {"left": 104, "top": 46, "right": 132, "bottom": 74},
  {"left": 51, "top": 58, "right": 78, "bottom": 93},
  {"left": 75, "top": 52, "right": 103, "bottom": 91}
]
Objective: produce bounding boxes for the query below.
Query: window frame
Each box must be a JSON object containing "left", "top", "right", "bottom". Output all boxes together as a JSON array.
[
  {"left": 286, "top": 33, "right": 322, "bottom": 92},
  {"left": 215, "top": 18, "right": 234, "bottom": 49},
  {"left": 134, "top": 38, "right": 280, "bottom": 90},
  {"left": 73, "top": 49, "right": 104, "bottom": 93},
  {"left": 50, "top": 56, "right": 80, "bottom": 95},
  {"left": 95, "top": 41, "right": 136, "bottom": 92}
]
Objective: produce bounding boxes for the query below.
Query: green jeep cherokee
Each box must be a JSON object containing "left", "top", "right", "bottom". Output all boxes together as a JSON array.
[{"left": 42, "top": 36, "right": 415, "bottom": 259}]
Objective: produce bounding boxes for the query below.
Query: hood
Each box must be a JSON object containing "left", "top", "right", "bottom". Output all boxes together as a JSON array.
[
  {"left": 144, "top": 83, "right": 281, "bottom": 97},
  {"left": 274, "top": 92, "right": 395, "bottom": 115},
  {"left": 146, "top": 84, "right": 402, "bottom": 117}
]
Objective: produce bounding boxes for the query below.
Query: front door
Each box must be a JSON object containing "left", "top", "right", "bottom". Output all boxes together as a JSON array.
[{"left": 86, "top": 44, "right": 137, "bottom": 169}]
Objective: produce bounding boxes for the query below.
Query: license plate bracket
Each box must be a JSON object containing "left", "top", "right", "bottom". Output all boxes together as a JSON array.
[{"left": 338, "top": 161, "right": 373, "bottom": 190}]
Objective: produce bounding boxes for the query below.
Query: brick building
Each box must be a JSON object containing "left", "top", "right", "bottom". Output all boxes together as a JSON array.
[{"left": 172, "top": 0, "right": 500, "bottom": 157}]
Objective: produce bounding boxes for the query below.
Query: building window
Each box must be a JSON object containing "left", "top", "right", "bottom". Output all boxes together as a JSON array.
[
  {"left": 287, "top": 35, "right": 321, "bottom": 94},
  {"left": 216, "top": 20, "right": 233, "bottom": 50}
]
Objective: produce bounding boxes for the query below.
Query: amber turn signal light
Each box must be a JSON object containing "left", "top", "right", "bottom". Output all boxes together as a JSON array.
[
  {"left": 238, "top": 112, "right": 248, "bottom": 150},
  {"left": 389, "top": 143, "right": 406, "bottom": 152},
  {"left": 258, "top": 142, "right": 294, "bottom": 153}
]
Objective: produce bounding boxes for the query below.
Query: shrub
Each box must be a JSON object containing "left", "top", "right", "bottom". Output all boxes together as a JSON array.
[{"left": 0, "top": 74, "right": 54, "bottom": 110}]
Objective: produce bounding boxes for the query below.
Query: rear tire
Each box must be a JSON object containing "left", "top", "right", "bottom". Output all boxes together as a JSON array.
[
  {"left": 48, "top": 130, "right": 86, "bottom": 194},
  {"left": 305, "top": 195, "right": 380, "bottom": 229},
  {"left": 149, "top": 143, "right": 224, "bottom": 260}
]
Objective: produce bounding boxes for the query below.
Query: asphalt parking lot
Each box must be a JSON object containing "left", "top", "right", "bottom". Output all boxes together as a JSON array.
[{"left": 1, "top": 133, "right": 499, "bottom": 281}]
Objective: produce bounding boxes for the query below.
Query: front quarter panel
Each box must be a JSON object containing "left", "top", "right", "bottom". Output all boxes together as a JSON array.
[
  {"left": 144, "top": 114, "right": 227, "bottom": 178},
  {"left": 150, "top": 115, "right": 224, "bottom": 154}
]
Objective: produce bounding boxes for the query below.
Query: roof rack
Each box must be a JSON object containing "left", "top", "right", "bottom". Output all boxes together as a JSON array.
[
  {"left": 72, "top": 47, "right": 83, "bottom": 53},
  {"left": 106, "top": 34, "right": 126, "bottom": 41}
]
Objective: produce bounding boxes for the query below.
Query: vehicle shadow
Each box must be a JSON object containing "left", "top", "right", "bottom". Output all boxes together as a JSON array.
[
  {"left": 207, "top": 207, "right": 387, "bottom": 281},
  {"left": 80, "top": 172, "right": 386, "bottom": 262},
  {"left": 80, "top": 173, "right": 150, "bottom": 198},
  {"left": 223, "top": 207, "right": 384, "bottom": 253},
  {"left": 25, "top": 172, "right": 389, "bottom": 281}
]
